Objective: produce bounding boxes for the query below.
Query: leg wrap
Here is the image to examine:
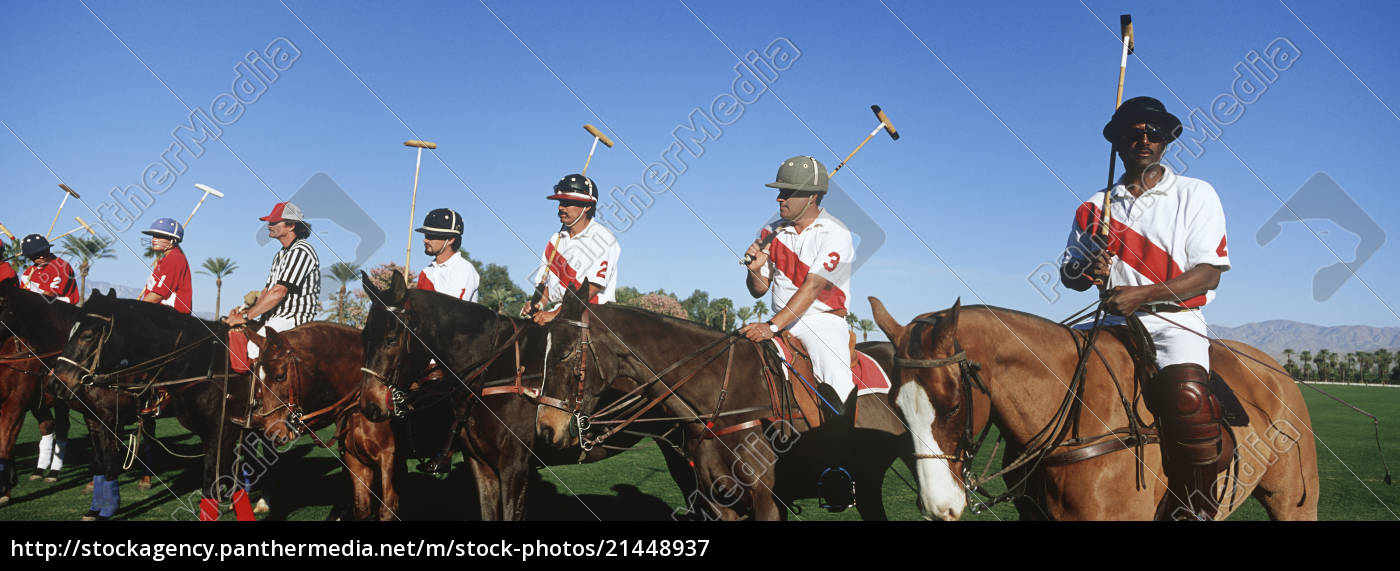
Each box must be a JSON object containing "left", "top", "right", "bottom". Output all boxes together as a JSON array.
[{"left": 1148, "top": 363, "right": 1232, "bottom": 520}]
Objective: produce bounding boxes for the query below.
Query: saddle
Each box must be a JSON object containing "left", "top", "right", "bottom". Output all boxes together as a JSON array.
[
  {"left": 1101, "top": 324, "right": 1249, "bottom": 428},
  {"left": 767, "top": 332, "right": 891, "bottom": 430}
]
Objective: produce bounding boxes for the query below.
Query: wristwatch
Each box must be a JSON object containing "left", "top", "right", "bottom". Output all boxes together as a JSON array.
[{"left": 767, "top": 320, "right": 780, "bottom": 334}]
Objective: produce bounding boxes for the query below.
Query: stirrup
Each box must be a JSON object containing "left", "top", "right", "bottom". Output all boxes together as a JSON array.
[
  {"left": 418, "top": 454, "right": 453, "bottom": 475},
  {"left": 817, "top": 467, "right": 856, "bottom": 512}
]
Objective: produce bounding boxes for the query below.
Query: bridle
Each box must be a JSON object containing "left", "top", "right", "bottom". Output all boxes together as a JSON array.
[
  {"left": 248, "top": 342, "right": 357, "bottom": 446},
  {"left": 535, "top": 311, "right": 596, "bottom": 441}
]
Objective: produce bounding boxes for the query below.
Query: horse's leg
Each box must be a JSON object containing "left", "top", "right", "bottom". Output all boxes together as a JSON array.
[
  {"left": 853, "top": 460, "right": 891, "bottom": 521},
  {"left": 0, "top": 384, "right": 24, "bottom": 503},
  {"left": 1247, "top": 419, "right": 1320, "bottom": 521},
  {"left": 656, "top": 438, "right": 698, "bottom": 507},
  {"left": 344, "top": 448, "right": 375, "bottom": 521},
  {"left": 467, "top": 456, "right": 502, "bottom": 521},
  {"left": 374, "top": 420, "right": 400, "bottom": 521}
]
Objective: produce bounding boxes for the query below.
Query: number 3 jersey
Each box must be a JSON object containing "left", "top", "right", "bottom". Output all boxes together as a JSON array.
[
  {"left": 530, "top": 219, "right": 621, "bottom": 306},
  {"left": 757, "top": 208, "right": 854, "bottom": 316}
]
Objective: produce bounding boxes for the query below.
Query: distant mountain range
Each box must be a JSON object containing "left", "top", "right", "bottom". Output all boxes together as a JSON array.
[
  {"left": 87, "top": 280, "right": 218, "bottom": 320},
  {"left": 1211, "top": 320, "right": 1400, "bottom": 359}
]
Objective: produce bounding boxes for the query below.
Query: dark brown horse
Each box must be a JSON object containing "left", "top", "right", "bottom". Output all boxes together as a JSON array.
[
  {"left": 51, "top": 289, "right": 250, "bottom": 520},
  {"left": 535, "top": 285, "right": 911, "bottom": 520},
  {"left": 870, "top": 297, "right": 1319, "bottom": 520},
  {"left": 0, "top": 280, "right": 79, "bottom": 504},
  {"left": 357, "top": 271, "right": 698, "bottom": 520},
  {"left": 244, "top": 323, "right": 403, "bottom": 520}
]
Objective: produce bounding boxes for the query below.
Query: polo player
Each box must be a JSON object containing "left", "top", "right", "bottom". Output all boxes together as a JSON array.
[
  {"left": 525, "top": 173, "right": 621, "bottom": 325},
  {"left": 1059, "top": 96, "right": 1232, "bottom": 520},
  {"left": 414, "top": 208, "right": 480, "bottom": 301},
  {"left": 739, "top": 156, "right": 857, "bottom": 414}
]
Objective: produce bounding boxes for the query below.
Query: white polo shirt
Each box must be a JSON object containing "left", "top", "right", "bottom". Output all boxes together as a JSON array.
[
  {"left": 1063, "top": 165, "right": 1231, "bottom": 309},
  {"left": 416, "top": 251, "right": 480, "bottom": 302},
  {"left": 758, "top": 208, "right": 854, "bottom": 316},
  {"left": 530, "top": 219, "right": 620, "bottom": 306}
]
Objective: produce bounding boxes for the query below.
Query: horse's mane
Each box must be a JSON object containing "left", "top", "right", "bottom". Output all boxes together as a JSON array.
[
  {"left": 961, "top": 304, "right": 1072, "bottom": 333},
  {"left": 602, "top": 303, "right": 728, "bottom": 338}
]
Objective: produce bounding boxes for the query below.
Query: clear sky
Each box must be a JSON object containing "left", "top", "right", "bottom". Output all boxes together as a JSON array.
[{"left": 2, "top": 0, "right": 1396, "bottom": 329}]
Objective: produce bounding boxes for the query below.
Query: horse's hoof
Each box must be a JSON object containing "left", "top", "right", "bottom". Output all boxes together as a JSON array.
[
  {"left": 137, "top": 476, "right": 152, "bottom": 491},
  {"left": 42, "top": 470, "right": 58, "bottom": 483},
  {"left": 253, "top": 498, "right": 271, "bottom": 514},
  {"left": 0, "top": 495, "right": 10, "bottom": 506},
  {"left": 79, "top": 510, "right": 100, "bottom": 522},
  {"left": 28, "top": 471, "right": 43, "bottom": 481},
  {"left": 84, "top": 481, "right": 94, "bottom": 494}
]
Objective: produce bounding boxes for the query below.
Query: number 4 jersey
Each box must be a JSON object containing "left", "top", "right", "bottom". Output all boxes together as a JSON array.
[
  {"left": 757, "top": 207, "right": 854, "bottom": 316},
  {"left": 530, "top": 219, "right": 621, "bottom": 306}
]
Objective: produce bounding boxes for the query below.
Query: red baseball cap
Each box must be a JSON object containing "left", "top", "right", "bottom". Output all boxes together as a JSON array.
[{"left": 258, "top": 202, "right": 307, "bottom": 223}]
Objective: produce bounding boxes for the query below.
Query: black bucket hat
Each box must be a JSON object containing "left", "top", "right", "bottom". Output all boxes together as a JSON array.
[{"left": 1103, "top": 96, "right": 1183, "bottom": 144}]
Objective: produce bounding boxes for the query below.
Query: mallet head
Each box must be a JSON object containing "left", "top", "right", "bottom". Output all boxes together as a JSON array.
[
  {"left": 193, "top": 183, "right": 225, "bottom": 198},
  {"left": 74, "top": 216, "right": 96, "bottom": 236},
  {"left": 58, "top": 183, "right": 81, "bottom": 199},
  {"left": 871, "top": 105, "right": 900, "bottom": 141},
  {"left": 583, "top": 124, "right": 614, "bottom": 148},
  {"left": 404, "top": 140, "right": 438, "bottom": 149},
  {"left": 1121, "top": 14, "right": 1134, "bottom": 54}
]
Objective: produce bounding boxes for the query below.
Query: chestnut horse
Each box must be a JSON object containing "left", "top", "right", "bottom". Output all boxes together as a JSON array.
[
  {"left": 870, "top": 297, "right": 1319, "bottom": 520},
  {"left": 358, "top": 271, "right": 699, "bottom": 520},
  {"left": 536, "top": 285, "right": 912, "bottom": 521},
  {"left": 244, "top": 323, "right": 403, "bottom": 520},
  {"left": 0, "top": 280, "right": 79, "bottom": 504}
]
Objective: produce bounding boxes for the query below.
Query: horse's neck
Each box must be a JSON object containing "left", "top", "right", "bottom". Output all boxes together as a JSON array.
[
  {"left": 16, "top": 296, "right": 77, "bottom": 349},
  {"left": 966, "top": 311, "right": 1094, "bottom": 448}
]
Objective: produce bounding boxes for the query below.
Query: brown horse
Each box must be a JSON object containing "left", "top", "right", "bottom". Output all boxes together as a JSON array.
[
  {"left": 536, "top": 285, "right": 912, "bottom": 520},
  {"left": 870, "top": 297, "right": 1319, "bottom": 520},
  {"left": 0, "top": 280, "right": 80, "bottom": 505},
  {"left": 244, "top": 322, "right": 403, "bottom": 521}
]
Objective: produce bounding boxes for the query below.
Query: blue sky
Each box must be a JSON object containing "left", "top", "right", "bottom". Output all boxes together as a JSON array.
[{"left": 2, "top": 0, "right": 1396, "bottom": 329}]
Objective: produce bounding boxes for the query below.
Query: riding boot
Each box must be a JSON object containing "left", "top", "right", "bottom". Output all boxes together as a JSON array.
[
  {"left": 1146, "top": 363, "right": 1233, "bottom": 521},
  {"left": 816, "top": 384, "right": 847, "bottom": 419}
]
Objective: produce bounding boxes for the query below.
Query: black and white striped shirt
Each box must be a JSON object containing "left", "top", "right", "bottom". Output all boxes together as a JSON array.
[{"left": 263, "top": 238, "right": 320, "bottom": 324}]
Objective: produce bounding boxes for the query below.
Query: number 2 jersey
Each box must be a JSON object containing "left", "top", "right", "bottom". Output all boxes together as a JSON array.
[
  {"left": 21, "top": 256, "right": 79, "bottom": 305},
  {"left": 757, "top": 207, "right": 854, "bottom": 316},
  {"left": 530, "top": 219, "right": 620, "bottom": 306},
  {"left": 140, "top": 247, "right": 193, "bottom": 314}
]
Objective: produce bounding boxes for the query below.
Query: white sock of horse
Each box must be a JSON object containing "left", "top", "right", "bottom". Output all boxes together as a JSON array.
[{"left": 35, "top": 434, "right": 54, "bottom": 471}]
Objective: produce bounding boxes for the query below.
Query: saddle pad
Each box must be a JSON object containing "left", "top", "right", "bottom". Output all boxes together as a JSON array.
[
  {"left": 227, "top": 329, "right": 251, "bottom": 374},
  {"left": 769, "top": 338, "right": 889, "bottom": 395},
  {"left": 1209, "top": 371, "right": 1250, "bottom": 427}
]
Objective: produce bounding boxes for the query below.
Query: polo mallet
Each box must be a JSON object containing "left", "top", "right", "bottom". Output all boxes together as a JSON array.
[
  {"left": 403, "top": 139, "right": 438, "bottom": 275},
  {"left": 742, "top": 105, "right": 899, "bottom": 265},
  {"left": 46, "top": 184, "right": 81, "bottom": 239},
  {"left": 184, "top": 184, "right": 225, "bottom": 228},
  {"left": 581, "top": 124, "right": 614, "bottom": 175},
  {"left": 49, "top": 217, "right": 97, "bottom": 242},
  {"left": 1096, "top": 14, "right": 1134, "bottom": 287},
  {"left": 0, "top": 222, "right": 15, "bottom": 242},
  {"left": 828, "top": 105, "right": 900, "bottom": 176}
]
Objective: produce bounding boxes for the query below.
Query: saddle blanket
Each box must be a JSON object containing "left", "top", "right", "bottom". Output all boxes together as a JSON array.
[{"left": 770, "top": 338, "right": 891, "bottom": 396}]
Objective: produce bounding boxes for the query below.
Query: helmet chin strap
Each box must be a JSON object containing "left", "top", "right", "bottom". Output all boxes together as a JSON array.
[{"left": 784, "top": 195, "right": 817, "bottom": 224}]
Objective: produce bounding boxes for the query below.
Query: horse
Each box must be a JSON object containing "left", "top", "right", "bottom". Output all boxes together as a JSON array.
[
  {"left": 243, "top": 322, "right": 403, "bottom": 520},
  {"left": 357, "top": 271, "right": 699, "bottom": 520},
  {"left": 869, "top": 297, "right": 1319, "bottom": 520},
  {"left": 50, "top": 289, "right": 252, "bottom": 520},
  {"left": 535, "top": 284, "right": 911, "bottom": 521},
  {"left": 0, "top": 279, "right": 79, "bottom": 504}
]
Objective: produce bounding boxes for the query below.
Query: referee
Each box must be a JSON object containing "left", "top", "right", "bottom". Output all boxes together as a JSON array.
[{"left": 225, "top": 201, "right": 321, "bottom": 360}]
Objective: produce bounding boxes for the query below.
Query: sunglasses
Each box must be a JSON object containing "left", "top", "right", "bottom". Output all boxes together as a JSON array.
[
  {"left": 557, "top": 200, "right": 592, "bottom": 208},
  {"left": 1117, "top": 123, "right": 1168, "bottom": 145},
  {"left": 777, "top": 189, "right": 815, "bottom": 200}
]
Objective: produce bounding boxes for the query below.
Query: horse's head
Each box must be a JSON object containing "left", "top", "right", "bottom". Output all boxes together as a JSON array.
[
  {"left": 246, "top": 327, "right": 305, "bottom": 445},
  {"left": 536, "top": 281, "right": 603, "bottom": 449},
  {"left": 52, "top": 289, "right": 131, "bottom": 390},
  {"left": 873, "top": 296, "right": 970, "bottom": 521},
  {"left": 359, "top": 270, "right": 428, "bottom": 422}
]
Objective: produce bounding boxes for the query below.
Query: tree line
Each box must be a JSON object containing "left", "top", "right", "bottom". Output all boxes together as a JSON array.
[{"left": 1282, "top": 348, "right": 1400, "bottom": 385}]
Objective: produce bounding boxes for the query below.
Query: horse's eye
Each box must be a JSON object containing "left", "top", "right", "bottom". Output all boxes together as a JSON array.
[
  {"left": 275, "top": 373, "right": 286, "bottom": 382},
  {"left": 384, "top": 336, "right": 397, "bottom": 347}
]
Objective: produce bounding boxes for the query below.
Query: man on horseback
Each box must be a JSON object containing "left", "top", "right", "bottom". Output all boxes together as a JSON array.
[
  {"left": 1059, "top": 96, "right": 1232, "bottom": 520},
  {"left": 524, "top": 174, "right": 620, "bottom": 325},
  {"left": 18, "top": 234, "right": 79, "bottom": 305},
  {"left": 225, "top": 202, "right": 321, "bottom": 359},
  {"left": 414, "top": 208, "right": 480, "bottom": 301},
  {"left": 139, "top": 218, "right": 193, "bottom": 314},
  {"left": 739, "top": 156, "right": 856, "bottom": 414}
]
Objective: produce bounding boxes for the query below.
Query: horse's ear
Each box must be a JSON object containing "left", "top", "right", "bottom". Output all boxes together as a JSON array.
[
  {"left": 934, "top": 298, "right": 962, "bottom": 350},
  {"left": 264, "top": 327, "right": 288, "bottom": 353},
  {"left": 90, "top": 288, "right": 102, "bottom": 300},
  {"left": 560, "top": 280, "right": 589, "bottom": 318},
  {"left": 388, "top": 270, "right": 408, "bottom": 305},
  {"left": 244, "top": 327, "right": 266, "bottom": 349},
  {"left": 360, "top": 270, "right": 378, "bottom": 298},
  {"left": 868, "top": 296, "right": 905, "bottom": 343},
  {"left": 107, "top": 288, "right": 116, "bottom": 298}
]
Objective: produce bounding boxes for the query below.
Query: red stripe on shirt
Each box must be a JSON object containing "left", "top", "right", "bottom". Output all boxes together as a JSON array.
[
  {"left": 1077, "top": 202, "right": 1207, "bottom": 308},
  {"left": 544, "top": 241, "right": 599, "bottom": 304},
  {"left": 416, "top": 271, "right": 435, "bottom": 292},
  {"left": 765, "top": 230, "right": 847, "bottom": 311}
]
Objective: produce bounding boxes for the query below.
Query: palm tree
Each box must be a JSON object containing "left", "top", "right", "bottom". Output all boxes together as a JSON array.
[
  {"left": 480, "top": 286, "right": 512, "bottom": 313},
  {"left": 2, "top": 240, "right": 22, "bottom": 276},
  {"left": 845, "top": 312, "right": 858, "bottom": 332},
  {"left": 1376, "top": 349, "right": 1393, "bottom": 383},
  {"left": 753, "top": 301, "right": 768, "bottom": 322},
  {"left": 858, "top": 319, "right": 875, "bottom": 342},
  {"left": 198, "top": 257, "right": 238, "bottom": 317},
  {"left": 327, "top": 262, "right": 361, "bottom": 324},
  {"left": 60, "top": 235, "right": 116, "bottom": 297},
  {"left": 735, "top": 306, "right": 753, "bottom": 326},
  {"left": 1299, "top": 350, "right": 1313, "bottom": 380}
]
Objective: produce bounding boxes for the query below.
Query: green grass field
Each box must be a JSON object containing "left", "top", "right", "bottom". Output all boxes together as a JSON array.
[{"left": 2, "top": 384, "right": 1396, "bottom": 521}]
